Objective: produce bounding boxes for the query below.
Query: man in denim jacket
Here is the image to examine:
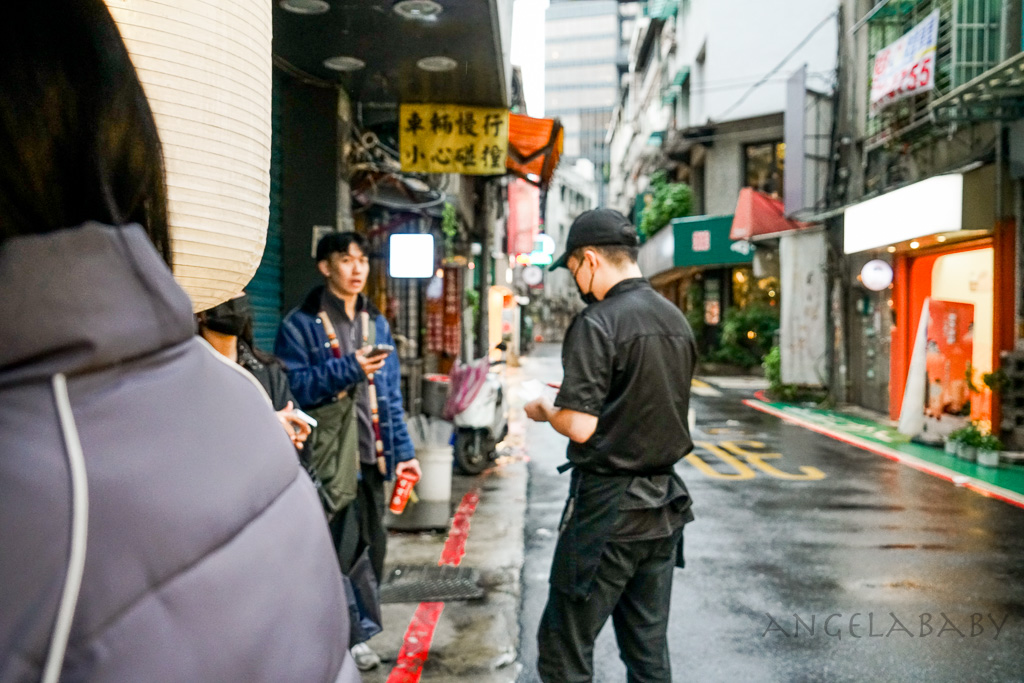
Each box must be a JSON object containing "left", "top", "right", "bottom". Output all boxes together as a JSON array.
[{"left": 276, "top": 232, "right": 418, "bottom": 671}]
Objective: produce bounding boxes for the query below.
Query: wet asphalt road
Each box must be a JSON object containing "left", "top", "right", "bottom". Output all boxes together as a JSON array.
[{"left": 515, "top": 344, "right": 1024, "bottom": 683}]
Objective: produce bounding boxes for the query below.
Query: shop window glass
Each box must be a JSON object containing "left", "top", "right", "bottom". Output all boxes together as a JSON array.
[{"left": 744, "top": 141, "right": 785, "bottom": 198}]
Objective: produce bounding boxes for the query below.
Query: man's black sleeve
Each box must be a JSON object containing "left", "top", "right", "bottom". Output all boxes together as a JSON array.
[{"left": 554, "top": 315, "right": 613, "bottom": 417}]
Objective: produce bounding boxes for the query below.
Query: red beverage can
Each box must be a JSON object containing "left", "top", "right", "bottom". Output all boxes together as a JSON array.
[{"left": 389, "top": 468, "right": 420, "bottom": 514}]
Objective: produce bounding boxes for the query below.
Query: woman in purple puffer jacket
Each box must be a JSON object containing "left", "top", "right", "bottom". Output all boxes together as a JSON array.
[{"left": 0, "top": 3, "right": 358, "bottom": 681}]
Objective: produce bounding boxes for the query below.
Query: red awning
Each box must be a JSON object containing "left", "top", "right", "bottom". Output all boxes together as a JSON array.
[
  {"left": 507, "top": 113, "right": 563, "bottom": 190},
  {"left": 730, "top": 187, "right": 810, "bottom": 241}
]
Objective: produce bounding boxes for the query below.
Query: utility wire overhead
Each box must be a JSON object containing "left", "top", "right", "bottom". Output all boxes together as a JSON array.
[{"left": 717, "top": 10, "right": 839, "bottom": 121}]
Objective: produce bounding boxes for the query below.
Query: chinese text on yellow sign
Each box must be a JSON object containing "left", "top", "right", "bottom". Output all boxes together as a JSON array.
[{"left": 400, "top": 104, "right": 508, "bottom": 175}]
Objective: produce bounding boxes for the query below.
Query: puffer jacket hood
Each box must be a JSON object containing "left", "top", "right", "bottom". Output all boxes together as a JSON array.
[
  {"left": 0, "top": 223, "right": 359, "bottom": 682},
  {"left": 0, "top": 222, "right": 192, "bottom": 386}
]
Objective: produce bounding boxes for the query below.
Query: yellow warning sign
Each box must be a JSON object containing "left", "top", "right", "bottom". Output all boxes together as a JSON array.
[{"left": 400, "top": 104, "right": 508, "bottom": 175}]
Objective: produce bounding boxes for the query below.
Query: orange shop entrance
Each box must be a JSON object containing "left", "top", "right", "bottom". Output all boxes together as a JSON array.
[{"left": 889, "top": 225, "right": 1015, "bottom": 428}]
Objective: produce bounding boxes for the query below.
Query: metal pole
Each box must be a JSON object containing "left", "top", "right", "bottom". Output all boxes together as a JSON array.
[{"left": 476, "top": 178, "right": 492, "bottom": 360}]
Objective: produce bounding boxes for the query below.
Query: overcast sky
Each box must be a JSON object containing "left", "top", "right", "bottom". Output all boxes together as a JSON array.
[{"left": 511, "top": 0, "right": 548, "bottom": 117}]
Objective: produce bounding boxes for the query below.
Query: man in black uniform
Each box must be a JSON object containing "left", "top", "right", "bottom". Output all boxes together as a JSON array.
[{"left": 525, "top": 208, "right": 697, "bottom": 683}]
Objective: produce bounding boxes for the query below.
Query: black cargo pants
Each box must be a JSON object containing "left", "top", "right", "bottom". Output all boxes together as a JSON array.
[
  {"left": 537, "top": 529, "right": 681, "bottom": 683},
  {"left": 330, "top": 462, "right": 388, "bottom": 581}
]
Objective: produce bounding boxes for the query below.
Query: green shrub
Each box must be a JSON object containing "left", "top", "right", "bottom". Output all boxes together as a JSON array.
[
  {"left": 709, "top": 305, "right": 778, "bottom": 368},
  {"left": 639, "top": 171, "right": 693, "bottom": 239},
  {"left": 978, "top": 433, "right": 1003, "bottom": 451},
  {"left": 948, "top": 422, "right": 986, "bottom": 447}
]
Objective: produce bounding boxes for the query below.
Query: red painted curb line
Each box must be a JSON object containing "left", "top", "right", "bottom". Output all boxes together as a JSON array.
[
  {"left": 386, "top": 486, "right": 483, "bottom": 683},
  {"left": 743, "top": 398, "right": 1024, "bottom": 510}
]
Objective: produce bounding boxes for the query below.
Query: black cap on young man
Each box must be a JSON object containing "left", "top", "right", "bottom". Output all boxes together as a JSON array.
[{"left": 548, "top": 208, "right": 640, "bottom": 271}]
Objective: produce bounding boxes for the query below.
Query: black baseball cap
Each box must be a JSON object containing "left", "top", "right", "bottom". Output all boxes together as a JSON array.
[{"left": 549, "top": 208, "right": 640, "bottom": 270}]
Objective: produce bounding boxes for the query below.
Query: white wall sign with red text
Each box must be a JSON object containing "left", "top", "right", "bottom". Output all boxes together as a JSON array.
[{"left": 870, "top": 10, "right": 939, "bottom": 114}]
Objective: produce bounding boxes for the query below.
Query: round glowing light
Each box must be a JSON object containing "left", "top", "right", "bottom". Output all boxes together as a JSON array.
[
  {"left": 324, "top": 56, "right": 366, "bottom": 72},
  {"left": 860, "top": 259, "right": 894, "bottom": 292},
  {"left": 746, "top": 330, "right": 757, "bottom": 340},
  {"left": 886, "top": 246, "right": 897, "bottom": 253},
  {"left": 393, "top": 0, "right": 443, "bottom": 19},
  {"left": 280, "top": 0, "right": 330, "bottom": 15},
  {"left": 468, "top": 262, "right": 476, "bottom": 270},
  {"left": 417, "top": 56, "right": 458, "bottom": 72},
  {"left": 937, "top": 235, "right": 947, "bottom": 242},
  {"left": 909, "top": 241, "right": 920, "bottom": 249}
]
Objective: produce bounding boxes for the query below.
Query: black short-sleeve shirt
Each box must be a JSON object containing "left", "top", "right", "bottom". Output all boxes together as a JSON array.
[{"left": 555, "top": 278, "right": 698, "bottom": 475}]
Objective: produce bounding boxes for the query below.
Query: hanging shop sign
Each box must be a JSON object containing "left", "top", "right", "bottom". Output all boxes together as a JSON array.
[
  {"left": 389, "top": 233, "right": 435, "bottom": 278},
  {"left": 426, "top": 275, "right": 444, "bottom": 354},
  {"left": 400, "top": 104, "right": 508, "bottom": 175},
  {"left": 672, "top": 215, "right": 753, "bottom": 268},
  {"left": 442, "top": 265, "right": 463, "bottom": 358},
  {"left": 508, "top": 179, "right": 540, "bottom": 255},
  {"left": 870, "top": 9, "right": 939, "bottom": 113}
]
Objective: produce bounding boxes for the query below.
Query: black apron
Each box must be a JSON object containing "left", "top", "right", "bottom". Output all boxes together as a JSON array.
[{"left": 550, "top": 466, "right": 694, "bottom": 600}]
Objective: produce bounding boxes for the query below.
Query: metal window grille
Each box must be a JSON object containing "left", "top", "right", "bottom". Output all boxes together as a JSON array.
[{"left": 864, "top": 0, "right": 1000, "bottom": 144}]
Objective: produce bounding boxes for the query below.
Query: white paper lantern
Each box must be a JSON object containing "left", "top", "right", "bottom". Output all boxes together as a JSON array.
[{"left": 106, "top": 1, "right": 273, "bottom": 311}]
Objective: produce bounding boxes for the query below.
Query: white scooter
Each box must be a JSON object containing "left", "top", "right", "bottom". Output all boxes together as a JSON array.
[{"left": 452, "top": 344, "right": 509, "bottom": 475}]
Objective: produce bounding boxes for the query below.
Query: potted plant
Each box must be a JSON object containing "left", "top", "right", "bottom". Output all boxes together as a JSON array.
[
  {"left": 954, "top": 423, "right": 982, "bottom": 462},
  {"left": 977, "top": 433, "right": 1002, "bottom": 468},
  {"left": 944, "top": 428, "right": 964, "bottom": 457}
]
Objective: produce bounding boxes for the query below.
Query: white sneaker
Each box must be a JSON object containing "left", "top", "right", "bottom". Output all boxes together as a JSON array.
[{"left": 351, "top": 642, "right": 381, "bottom": 671}]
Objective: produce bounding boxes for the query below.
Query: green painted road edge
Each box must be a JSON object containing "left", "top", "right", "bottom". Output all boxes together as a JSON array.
[{"left": 743, "top": 394, "right": 1024, "bottom": 510}]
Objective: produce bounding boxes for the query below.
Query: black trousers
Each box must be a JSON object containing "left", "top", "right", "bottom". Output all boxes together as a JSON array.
[
  {"left": 329, "top": 462, "right": 388, "bottom": 582},
  {"left": 537, "top": 530, "right": 680, "bottom": 683}
]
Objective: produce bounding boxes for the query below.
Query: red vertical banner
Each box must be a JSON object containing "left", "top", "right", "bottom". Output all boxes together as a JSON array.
[
  {"left": 507, "top": 178, "right": 540, "bottom": 255},
  {"left": 442, "top": 266, "right": 462, "bottom": 358}
]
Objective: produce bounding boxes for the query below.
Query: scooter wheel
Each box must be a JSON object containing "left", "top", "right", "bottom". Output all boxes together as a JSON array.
[{"left": 454, "top": 429, "right": 492, "bottom": 475}]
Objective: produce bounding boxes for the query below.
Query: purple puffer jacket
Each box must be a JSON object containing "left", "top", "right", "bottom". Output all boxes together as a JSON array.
[{"left": 0, "top": 223, "right": 359, "bottom": 683}]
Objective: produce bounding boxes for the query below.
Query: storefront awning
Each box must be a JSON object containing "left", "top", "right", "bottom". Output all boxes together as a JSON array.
[
  {"left": 507, "top": 113, "right": 563, "bottom": 190},
  {"left": 730, "top": 188, "right": 809, "bottom": 241}
]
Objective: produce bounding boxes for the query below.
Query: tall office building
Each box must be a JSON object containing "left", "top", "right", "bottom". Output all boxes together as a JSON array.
[{"left": 545, "top": 0, "right": 633, "bottom": 202}]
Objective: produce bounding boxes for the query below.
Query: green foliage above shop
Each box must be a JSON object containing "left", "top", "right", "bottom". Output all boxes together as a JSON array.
[{"left": 640, "top": 171, "right": 693, "bottom": 239}]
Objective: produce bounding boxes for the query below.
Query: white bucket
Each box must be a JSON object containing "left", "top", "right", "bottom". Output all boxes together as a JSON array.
[{"left": 416, "top": 446, "right": 453, "bottom": 502}]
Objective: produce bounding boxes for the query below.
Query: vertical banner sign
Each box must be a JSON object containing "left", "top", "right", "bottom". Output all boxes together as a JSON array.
[
  {"left": 426, "top": 276, "right": 444, "bottom": 354},
  {"left": 442, "top": 266, "right": 463, "bottom": 357},
  {"left": 507, "top": 178, "right": 541, "bottom": 255},
  {"left": 401, "top": 104, "right": 509, "bottom": 175},
  {"left": 870, "top": 9, "right": 939, "bottom": 113}
]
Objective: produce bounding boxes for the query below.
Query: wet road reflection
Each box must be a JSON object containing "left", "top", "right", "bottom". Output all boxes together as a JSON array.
[{"left": 518, "top": 352, "right": 1024, "bottom": 682}]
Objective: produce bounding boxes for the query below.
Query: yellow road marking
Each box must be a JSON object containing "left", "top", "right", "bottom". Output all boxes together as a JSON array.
[{"left": 687, "top": 441, "right": 756, "bottom": 479}]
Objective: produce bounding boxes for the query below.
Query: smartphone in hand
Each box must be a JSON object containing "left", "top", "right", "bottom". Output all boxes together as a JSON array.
[{"left": 365, "top": 344, "right": 395, "bottom": 360}]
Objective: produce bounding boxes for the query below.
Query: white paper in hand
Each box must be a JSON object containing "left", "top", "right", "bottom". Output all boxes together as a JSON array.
[{"left": 519, "top": 379, "right": 545, "bottom": 403}]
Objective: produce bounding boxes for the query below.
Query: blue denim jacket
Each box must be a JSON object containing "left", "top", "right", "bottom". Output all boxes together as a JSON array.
[{"left": 275, "top": 286, "right": 415, "bottom": 480}]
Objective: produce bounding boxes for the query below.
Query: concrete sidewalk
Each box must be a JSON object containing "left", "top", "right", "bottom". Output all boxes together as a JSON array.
[{"left": 360, "top": 368, "right": 529, "bottom": 682}]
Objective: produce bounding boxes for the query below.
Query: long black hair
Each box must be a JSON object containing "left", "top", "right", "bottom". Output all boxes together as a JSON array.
[{"left": 0, "top": 2, "right": 171, "bottom": 264}]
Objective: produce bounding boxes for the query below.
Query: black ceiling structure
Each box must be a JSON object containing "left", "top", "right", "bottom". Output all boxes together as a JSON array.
[{"left": 273, "top": 0, "right": 510, "bottom": 109}]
